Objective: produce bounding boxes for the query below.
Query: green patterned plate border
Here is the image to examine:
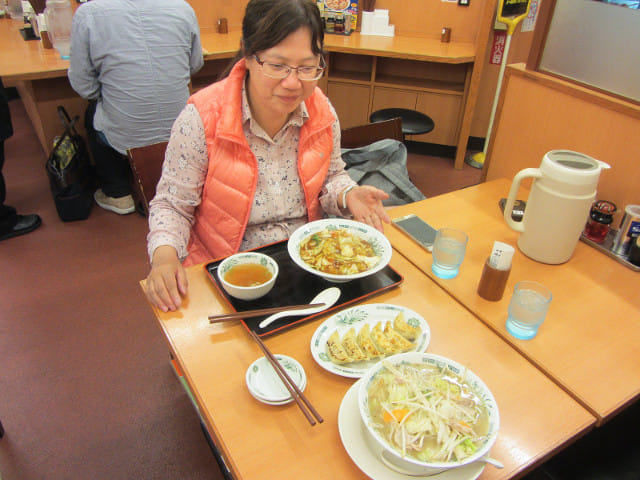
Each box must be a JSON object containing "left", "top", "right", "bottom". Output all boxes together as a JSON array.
[{"left": 309, "top": 303, "right": 431, "bottom": 378}]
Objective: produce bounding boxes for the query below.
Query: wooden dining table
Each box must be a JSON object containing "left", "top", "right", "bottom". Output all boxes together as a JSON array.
[
  {"left": 142, "top": 247, "right": 595, "bottom": 480},
  {"left": 385, "top": 178, "right": 640, "bottom": 426}
]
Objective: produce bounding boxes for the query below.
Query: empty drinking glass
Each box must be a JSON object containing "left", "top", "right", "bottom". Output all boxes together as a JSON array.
[
  {"left": 431, "top": 228, "right": 468, "bottom": 279},
  {"left": 506, "top": 281, "right": 552, "bottom": 340}
]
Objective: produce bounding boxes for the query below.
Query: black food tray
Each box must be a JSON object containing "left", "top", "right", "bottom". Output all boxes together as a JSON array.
[{"left": 205, "top": 240, "right": 403, "bottom": 336}]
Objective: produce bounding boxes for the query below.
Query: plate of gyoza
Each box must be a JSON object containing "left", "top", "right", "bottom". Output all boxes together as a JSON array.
[{"left": 310, "top": 304, "right": 430, "bottom": 378}]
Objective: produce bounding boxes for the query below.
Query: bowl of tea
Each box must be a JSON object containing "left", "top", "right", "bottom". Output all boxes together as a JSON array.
[{"left": 217, "top": 252, "right": 279, "bottom": 300}]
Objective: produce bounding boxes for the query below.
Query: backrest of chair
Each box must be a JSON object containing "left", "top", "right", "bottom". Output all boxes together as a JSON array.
[
  {"left": 340, "top": 117, "right": 403, "bottom": 149},
  {"left": 126, "top": 141, "right": 168, "bottom": 217}
]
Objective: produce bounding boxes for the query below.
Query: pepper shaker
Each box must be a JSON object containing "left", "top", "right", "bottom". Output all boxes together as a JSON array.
[
  {"left": 441, "top": 27, "right": 452, "bottom": 43},
  {"left": 477, "top": 241, "right": 514, "bottom": 301}
]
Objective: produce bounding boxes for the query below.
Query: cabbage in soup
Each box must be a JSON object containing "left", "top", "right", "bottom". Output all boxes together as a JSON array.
[{"left": 367, "top": 361, "right": 489, "bottom": 463}]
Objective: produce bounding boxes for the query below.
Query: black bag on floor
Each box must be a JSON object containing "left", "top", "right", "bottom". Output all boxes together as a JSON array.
[{"left": 45, "top": 106, "right": 95, "bottom": 221}]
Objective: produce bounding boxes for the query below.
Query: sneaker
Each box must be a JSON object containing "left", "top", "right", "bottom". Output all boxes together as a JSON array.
[{"left": 94, "top": 189, "right": 135, "bottom": 215}]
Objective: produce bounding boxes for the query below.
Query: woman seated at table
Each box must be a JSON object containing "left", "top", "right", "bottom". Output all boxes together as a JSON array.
[{"left": 144, "top": 0, "right": 390, "bottom": 312}]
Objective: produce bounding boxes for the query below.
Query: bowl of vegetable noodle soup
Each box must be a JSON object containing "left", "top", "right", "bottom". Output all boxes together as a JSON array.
[
  {"left": 287, "top": 219, "right": 392, "bottom": 283},
  {"left": 358, "top": 352, "right": 500, "bottom": 476},
  {"left": 217, "top": 252, "right": 278, "bottom": 300}
]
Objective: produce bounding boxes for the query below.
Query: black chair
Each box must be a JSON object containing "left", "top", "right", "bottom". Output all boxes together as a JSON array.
[
  {"left": 340, "top": 117, "right": 403, "bottom": 149},
  {"left": 369, "top": 108, "right": 434, "bottom": 142}
]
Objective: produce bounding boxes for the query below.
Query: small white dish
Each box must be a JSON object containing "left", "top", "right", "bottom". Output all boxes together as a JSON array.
[
  {"left": 310, "top": 303, "right": 430, "bottom": 378},
  {"left": 245, "top": 354, "right": 306, "bottom": 405},
  {"left": 338, "top": 380, "right": 485, "bottom": 480}
]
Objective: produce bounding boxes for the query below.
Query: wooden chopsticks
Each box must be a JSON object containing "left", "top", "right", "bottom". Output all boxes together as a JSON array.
[
  {"left": 208, "top": 303, "right": 325, "bottom": 324},
  {"left": 249, "top": 330, "right": 323, "bottom": 426}
]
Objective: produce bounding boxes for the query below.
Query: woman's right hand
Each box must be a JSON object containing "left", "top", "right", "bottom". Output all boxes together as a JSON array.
[{"left": 144, "top": 245, "right": 189, "bottom": 312}]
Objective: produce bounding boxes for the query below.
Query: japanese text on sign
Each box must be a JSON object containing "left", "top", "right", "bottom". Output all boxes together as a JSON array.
[{"left": 490, "top": 31, "right": 507, "bottom": 65}]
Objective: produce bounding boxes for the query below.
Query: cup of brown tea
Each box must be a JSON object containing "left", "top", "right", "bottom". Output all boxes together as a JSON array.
[{"left": 217, "top": 252, "right": 279, "bottom": 300}]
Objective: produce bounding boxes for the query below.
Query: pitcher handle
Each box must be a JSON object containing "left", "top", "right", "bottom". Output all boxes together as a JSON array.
[{"left": 504, "top": 168, "right": 541, "bottom": 232}]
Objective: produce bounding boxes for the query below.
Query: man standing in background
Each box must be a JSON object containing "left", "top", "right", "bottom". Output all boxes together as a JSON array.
[
  {"left": 0, "top": 78, "right": 42, "bottom": 242},
  {"left": 68, "top": 0, "right": 203, "bottom": 214}
]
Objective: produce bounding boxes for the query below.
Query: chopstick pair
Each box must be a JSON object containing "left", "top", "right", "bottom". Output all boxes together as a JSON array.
[
  {"left": 249, "top": 330, "right": 323, "bottom": 426},
  {"left": 208, "top": 303, "right": 325, "bottom": 324}
]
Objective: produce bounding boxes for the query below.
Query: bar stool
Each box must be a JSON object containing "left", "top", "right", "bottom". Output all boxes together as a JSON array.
[{"left": 369, "top": 108, "right": 435, "bottom": 142}]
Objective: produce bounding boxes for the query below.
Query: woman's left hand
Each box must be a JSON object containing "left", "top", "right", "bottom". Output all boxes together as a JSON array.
[{"left": 345, "top": 185, "right": 391, "bottom": 232}]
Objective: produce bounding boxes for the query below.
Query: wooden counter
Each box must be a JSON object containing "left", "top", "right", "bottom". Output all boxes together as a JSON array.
[
  {"left": 0, "top": 18, "right": 88, "bottom": 153},
  {"left": 199, "top": 29, "right": 479, "bottom": 162},
  {"left": 1, "top": 18, "right": 483, "bottom": 165},
  {"left": 0, "top": 18, "right": 69, "bottom": 80}
]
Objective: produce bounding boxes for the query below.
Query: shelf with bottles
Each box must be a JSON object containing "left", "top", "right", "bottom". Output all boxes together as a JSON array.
[{"left": 322, "top": 11, "right": 354, "bottom": 36}]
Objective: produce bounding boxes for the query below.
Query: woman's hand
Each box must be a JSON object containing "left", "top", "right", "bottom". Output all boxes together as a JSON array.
[
  {"left": 144, "top": 245, "right": 189, "bottom": 312},
  {"left": 345, "top": 185, "right": 391, "bottom": 232}
]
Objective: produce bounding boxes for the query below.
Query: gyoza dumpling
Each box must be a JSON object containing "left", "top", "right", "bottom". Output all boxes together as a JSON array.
[
  {"left": 357, "top": 323, "right": 382, "bottom": 359},
  {"left": 370, "top": 322, "right": 396, "bottom": 354},
  {"left": 326, "top": 331, "right": 353, "bottom": 364},
  {"left": 384, "top": 322, "right": 414, "bottom": 352},
  {"left": 393, "top": 311, "right": 421, "bottom": 341},
  {"left": 341, "top": 327, "right": 368, "bottom": 362}
]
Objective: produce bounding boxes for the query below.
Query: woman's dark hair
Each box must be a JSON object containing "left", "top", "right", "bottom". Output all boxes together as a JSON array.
[{"left": 220, "top": 0, "right": 324, "bottom": 78}]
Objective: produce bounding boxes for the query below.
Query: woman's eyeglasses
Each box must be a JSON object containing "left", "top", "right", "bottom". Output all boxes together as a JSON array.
[{"left": 253, "top": 55, "right": 326, "bottom": 81}]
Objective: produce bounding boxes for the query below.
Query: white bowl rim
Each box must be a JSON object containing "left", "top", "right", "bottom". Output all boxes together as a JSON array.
[
  {"left": 217, "top": 251, "right": 279, "bottom": 291},
  {"left": 287, "top": 218, "right": 392, "bottom": 281},
  {"left": 358, "top": 351, "right": 500, "bottom": 470}
]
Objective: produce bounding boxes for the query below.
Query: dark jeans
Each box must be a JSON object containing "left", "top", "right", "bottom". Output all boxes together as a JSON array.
[
  {"left": 1, "top": 77, "right": 13, "bottom": 220},
  {"left": 0, "top": 140, "right": 18, "bottom": 231},
  {"left": 1, "top": 140, "right": 6, "bottom": 206},
  {"left": 84, "top": 101, "right": 131, "bottom": 198}
]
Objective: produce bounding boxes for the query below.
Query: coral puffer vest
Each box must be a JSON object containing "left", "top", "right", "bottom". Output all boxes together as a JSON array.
[{"left": 184, "top": 59, "right": 335, "bottom": 266}]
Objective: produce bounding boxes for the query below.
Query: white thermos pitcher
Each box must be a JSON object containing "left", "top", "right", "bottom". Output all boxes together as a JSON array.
[{"left": 503, "top": 150, "right": 610, "bottom": 264}]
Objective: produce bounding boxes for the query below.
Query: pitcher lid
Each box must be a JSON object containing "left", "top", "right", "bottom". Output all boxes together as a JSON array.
[{"left": 541, "top": 150, "right": 606, "bottom": 186}]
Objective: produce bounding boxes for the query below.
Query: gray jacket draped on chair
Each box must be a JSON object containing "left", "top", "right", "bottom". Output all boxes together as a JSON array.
[{"left": 341, "top": 139, "right": 426, "bottom": 206}]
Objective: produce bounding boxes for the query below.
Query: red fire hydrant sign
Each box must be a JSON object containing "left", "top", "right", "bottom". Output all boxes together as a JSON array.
[{"left": 490, "top": 31, "right": 507, "bottom": 65}]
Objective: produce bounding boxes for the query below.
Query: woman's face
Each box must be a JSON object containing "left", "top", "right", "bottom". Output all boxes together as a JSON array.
[{"left": 246, "top": 27, "right": 322, "bottom": 123}]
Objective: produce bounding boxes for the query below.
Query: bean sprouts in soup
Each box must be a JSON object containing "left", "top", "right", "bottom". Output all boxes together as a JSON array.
[{"left": 367, "top": 361, "right": 490, "bottom": 463}]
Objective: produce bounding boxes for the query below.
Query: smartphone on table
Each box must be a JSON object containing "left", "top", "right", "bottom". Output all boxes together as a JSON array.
[{"left": 392, "top": 214, "right": 437, "bottom": 252}]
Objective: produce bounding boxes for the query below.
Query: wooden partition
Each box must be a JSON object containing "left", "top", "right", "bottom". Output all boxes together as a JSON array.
[
  {"left": 187, "top": 0, "right": 247, "bottom": 32},
  {"left": 484, "top": 63, "right": 640, "bottom": 226},
  {"left": 189, "top": 0, "right": 489, "bottom": 40}
]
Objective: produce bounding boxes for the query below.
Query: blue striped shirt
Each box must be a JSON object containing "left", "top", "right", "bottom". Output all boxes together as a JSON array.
[{"left": 68, "top": 0, "right": 203, "bottom": 154}]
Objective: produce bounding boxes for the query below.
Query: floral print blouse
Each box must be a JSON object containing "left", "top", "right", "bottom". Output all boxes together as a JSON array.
[{"left": 147, "top": 82, "right": 354, "bottom": 262}]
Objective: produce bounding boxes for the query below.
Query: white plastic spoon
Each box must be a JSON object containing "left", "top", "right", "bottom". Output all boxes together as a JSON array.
[{"left": 258, "top": 287, "right": 341, "bottom": 329}]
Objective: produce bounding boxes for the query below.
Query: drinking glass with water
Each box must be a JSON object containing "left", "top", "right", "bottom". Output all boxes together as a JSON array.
[
  {"left": 431, "top": 228, "right": 468, "bottom": 279},
  {"left": 506, "top": 281, "right": 552, "bottom": 340}
]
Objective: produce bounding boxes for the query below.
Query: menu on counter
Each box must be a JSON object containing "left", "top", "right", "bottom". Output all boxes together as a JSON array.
[{"left": 317, "top": 0, "right": 358, "bottom": 35}]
